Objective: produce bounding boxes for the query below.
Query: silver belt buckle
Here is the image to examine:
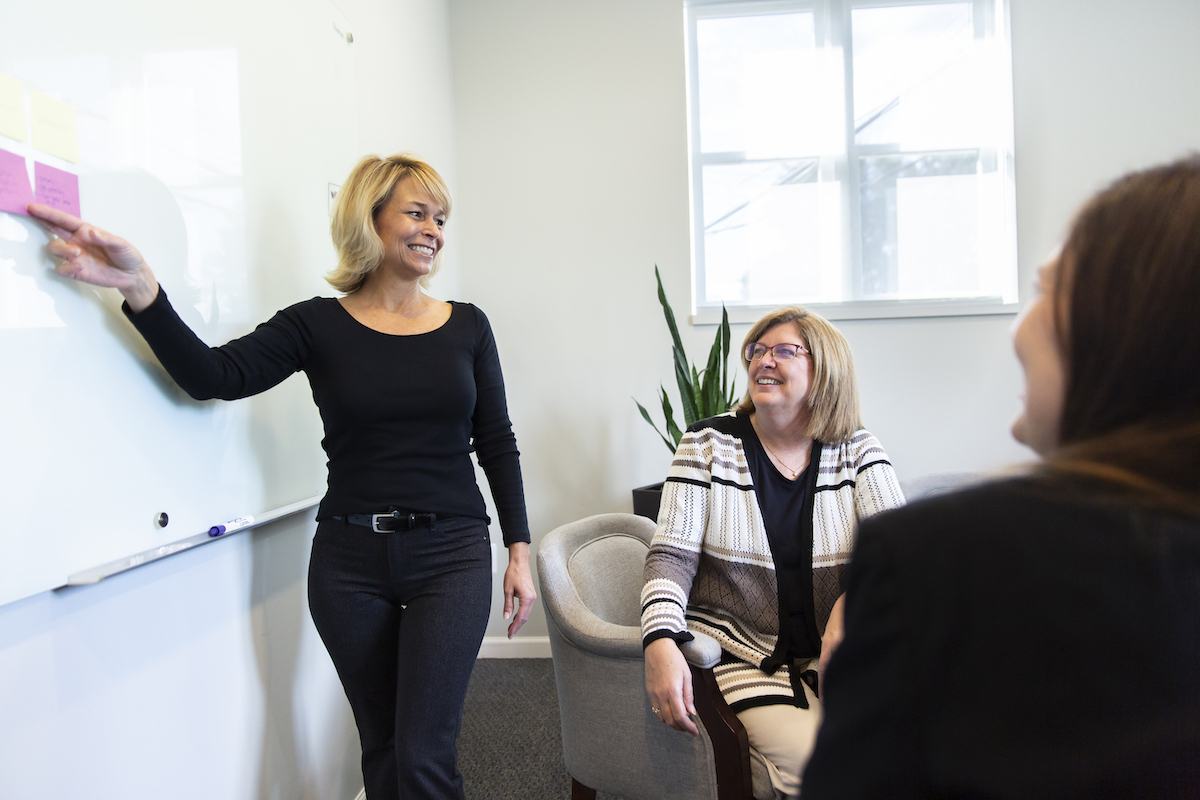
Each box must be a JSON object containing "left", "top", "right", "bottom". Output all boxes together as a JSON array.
[{"left": 371, "top": 511, "right": 398, "bottom": 533}]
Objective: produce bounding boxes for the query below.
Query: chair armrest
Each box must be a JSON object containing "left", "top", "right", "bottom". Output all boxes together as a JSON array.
[
  {"left": 549, "top": 612, "right": 645, "bottom": 660},
  {"left": 680, "top": 630, "right": 721, "bottom": 669},
  {"left": 691, "top": 665, "right": 753, "bottom": 800}
]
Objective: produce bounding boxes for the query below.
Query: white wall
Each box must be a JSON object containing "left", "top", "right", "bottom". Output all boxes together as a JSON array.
[
  {"left": 448, "top": 0, "right": 1200, "bottom": 642},
  {"left": 5, "top": 1, "right": 1200, "bottom": 796},
  {"left": 0, "top": 1, "right": 457, "bottom": 798}
]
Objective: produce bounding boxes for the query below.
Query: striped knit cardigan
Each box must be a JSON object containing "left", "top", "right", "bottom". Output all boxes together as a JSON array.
[{"left": 641, "top": 413, "right": 905, "bottom": 710}]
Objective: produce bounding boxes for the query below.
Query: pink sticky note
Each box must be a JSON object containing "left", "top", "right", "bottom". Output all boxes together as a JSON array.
[
  {"left": 0, "top": 147, "right": 34, "bottom": 216},
  {"left": 34, "top": 161, "right": 80, "bottom": 218}
]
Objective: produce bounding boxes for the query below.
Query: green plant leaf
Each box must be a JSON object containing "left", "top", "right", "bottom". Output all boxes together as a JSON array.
[
  {"left": 655, "top": 265, "right": 689, "bottom": 368},
  {"left": 655, "top": 266, "right": 700, "bottom": 426},
  {"left": 660, "top": 386, "right": 684, "bottom": 448},
  {"left": 635, "top": 267, "right": 737, "bottom": 452},
  {"left": 676, "top": 363, "right": 698, "bottom": 425},
  {"left": 688, "top": 364, "right": 705, "bottom": 424},
  {"left": 634, "top": 397, "right": 676, "bottom": 453},
  {"left": 720, "top": 305, "right": 733, "bottom": 407},
  {"left": 701, "top": 314, "right": 725, "bottom": 417}
]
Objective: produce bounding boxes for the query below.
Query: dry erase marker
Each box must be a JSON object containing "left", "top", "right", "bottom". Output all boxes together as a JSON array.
[{"left": 209, "top": 515, "right": 254, "bottom": 537}]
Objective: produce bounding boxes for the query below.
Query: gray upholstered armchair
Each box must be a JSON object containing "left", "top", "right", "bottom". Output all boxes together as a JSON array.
[
  {"left": 538, "top": 512, "right": 772, "bottom": 800},
  {"left": 900, "top": 471, "right": 985, "bottom": 502}
]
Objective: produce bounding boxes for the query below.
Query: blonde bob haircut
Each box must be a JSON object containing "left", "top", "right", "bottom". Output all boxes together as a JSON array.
[
  {"left": 734, "top": 306, "right": 863, "bottom": 444},
  {"left": 327, "top": 153, "right": 452, "bottom": 294}
]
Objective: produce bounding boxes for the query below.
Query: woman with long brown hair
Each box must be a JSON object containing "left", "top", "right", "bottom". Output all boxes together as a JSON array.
[{"left": 801, "top": 158, "right": 1200, "bottom": 798}]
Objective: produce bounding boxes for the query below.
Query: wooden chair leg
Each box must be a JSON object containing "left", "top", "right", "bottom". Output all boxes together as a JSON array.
[
  {"left": 690, "top": 664, "right": 753, "bottom": 800},
  {"left": 571, "top": 776, "right": 597, "bottom": 800}
]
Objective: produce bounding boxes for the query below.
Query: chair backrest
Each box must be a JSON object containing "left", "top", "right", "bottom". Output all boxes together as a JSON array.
[
  {"left": 539, "top": 512, "right": 658, "bottom": 636},
  {"left": 568, "top": 532, "right": 649, "bottom": 626}
]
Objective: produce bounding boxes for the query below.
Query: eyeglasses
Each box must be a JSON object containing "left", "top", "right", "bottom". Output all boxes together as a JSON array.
[{"left": 744, "top": 343, "right": 810, "bottom": 362}]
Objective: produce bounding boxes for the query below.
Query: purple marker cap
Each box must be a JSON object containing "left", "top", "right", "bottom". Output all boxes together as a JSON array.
[{"left": 208, "top": 525, "right": 227, "bottom": 537}]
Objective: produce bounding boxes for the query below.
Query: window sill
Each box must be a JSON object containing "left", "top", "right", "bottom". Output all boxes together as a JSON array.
[{"left": 690, "top": 297, "right": 1019, "bottom": 325}]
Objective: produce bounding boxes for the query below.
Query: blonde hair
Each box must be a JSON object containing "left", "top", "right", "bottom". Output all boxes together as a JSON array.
[
  {"left": 734, "top": 306, "right": 863, "bottom": 443},
  {"left": 327, "top": 153, "right": 452, "bottom": 294}
]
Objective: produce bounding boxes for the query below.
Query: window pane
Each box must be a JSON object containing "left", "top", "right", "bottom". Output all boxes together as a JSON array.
[
  {"left": 859, "top": 152, "right": 1006, "bottom": 301},
  {"left": 701, "top": 160, "right": 844, "bottom": 305},
  {"left": 696, "top": 12, "right": 824, "bottom": 157},
  {"left": 852, "top": 3, "right": 988, "bottom": 150},
  {"left": 687, "top": 0, "right": 1017, "bottom": 314}
]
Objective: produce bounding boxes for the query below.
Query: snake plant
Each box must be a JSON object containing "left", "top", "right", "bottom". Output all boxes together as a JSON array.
[{"left": 634, "top": 266, "right": 737, "bottom": 453}]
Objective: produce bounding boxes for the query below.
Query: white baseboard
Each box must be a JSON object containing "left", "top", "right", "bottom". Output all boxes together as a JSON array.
[{"left": 476, "top": 635, "right": 551, "bottom": 658}]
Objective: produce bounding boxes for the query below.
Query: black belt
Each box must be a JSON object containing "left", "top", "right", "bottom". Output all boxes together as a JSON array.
[{"left": 334, "top": 510, "right": 437, "bottom": 533}]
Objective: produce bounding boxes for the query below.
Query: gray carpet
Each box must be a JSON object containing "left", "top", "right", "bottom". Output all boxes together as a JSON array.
[{"left": 459, "top": 658, "right": 621, "bottom": 800}]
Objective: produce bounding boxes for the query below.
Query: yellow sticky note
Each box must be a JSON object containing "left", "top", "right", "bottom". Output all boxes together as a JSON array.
[
  {"left": 31, "top": 90, "right": 79, "bottom": 163},
  {"left": 0, "top": 73, "right": 26, "bottom": 143}
]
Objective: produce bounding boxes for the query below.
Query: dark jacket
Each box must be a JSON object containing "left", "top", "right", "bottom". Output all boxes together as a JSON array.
[{"left": 802, "top": 477, "right": 1200, "bottom": 799}]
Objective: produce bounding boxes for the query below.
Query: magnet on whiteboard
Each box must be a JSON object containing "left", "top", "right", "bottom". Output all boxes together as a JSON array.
[
  {"left": 156, "top": 512, "right": 169, "bottom": 528},
  {"left": 332, "top": 22, "right": 353, "bottom": 44}
]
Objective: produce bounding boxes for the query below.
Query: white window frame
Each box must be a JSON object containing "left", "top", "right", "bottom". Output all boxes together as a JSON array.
[{"left": 685, "top": 0, "right": 1019, "bottom": 323}]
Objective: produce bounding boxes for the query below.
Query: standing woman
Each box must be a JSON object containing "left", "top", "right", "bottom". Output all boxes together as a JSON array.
[
  {"left": 27, "top": 153, "right": 536, "bottom": 800},
  {"left": 642, "top": 307, "right": 905, "bottom": 799},
  {"left": 802, "top": 158, "right": 1200, "bottom": 798}
]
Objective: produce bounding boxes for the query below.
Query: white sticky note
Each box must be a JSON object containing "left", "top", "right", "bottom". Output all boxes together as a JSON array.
[
  {"left": 30, "top": 90, "right": 79, "bottom": 163},
  {"left": 0, "top": 73, "right": 26, "bottom": 142}
]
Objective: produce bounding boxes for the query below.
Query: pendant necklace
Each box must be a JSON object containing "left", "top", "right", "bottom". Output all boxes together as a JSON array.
[
  {"left": 752, "top": 417, "right": 804, "bottom": 479},
  {"left": 760, "top": 438, "right": 802, "bottom": 479}
]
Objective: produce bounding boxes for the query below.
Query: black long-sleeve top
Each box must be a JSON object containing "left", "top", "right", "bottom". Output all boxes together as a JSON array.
[{"left": 124, "top": 289, "right": 530, "bottom": 545}]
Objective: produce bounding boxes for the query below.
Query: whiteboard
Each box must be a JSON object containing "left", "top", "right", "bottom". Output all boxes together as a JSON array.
[{"left": 0, "top": 0, "right": 361, "bottom": 606}]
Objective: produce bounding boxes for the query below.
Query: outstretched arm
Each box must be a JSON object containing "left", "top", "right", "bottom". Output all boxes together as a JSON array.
[
  {"left": 28, "top": 203, "right": 308, "bottom": 401},
  {"left": 27, "top": 203, "right": 159, "bottom": 312}
]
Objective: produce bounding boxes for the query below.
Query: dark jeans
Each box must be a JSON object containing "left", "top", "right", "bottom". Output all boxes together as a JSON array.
[{"left": 308, "top": 515, "right": 492, "bottom": 800}]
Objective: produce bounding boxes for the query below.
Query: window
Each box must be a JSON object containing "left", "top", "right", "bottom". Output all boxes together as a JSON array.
[{"left": 686, "top": 0, "right": 1018, "bottom": 322}]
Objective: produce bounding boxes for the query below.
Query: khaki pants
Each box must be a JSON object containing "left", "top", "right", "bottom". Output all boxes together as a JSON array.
[{"left": 736, "top": 678, "right": 822, "bottom": 800}]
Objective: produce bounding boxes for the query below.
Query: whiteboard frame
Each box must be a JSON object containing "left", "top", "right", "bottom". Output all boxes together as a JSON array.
[{"left": 64, "top": 495, "right": 321, "bottom": 586}]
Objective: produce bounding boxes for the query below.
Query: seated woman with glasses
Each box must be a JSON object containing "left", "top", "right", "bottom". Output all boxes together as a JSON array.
[
  {"left": 641, "top": 307, "right": 905, "bottom": 799},
  {"left": 802, "top": 158, "right": 1200, "bottom": 798}
]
